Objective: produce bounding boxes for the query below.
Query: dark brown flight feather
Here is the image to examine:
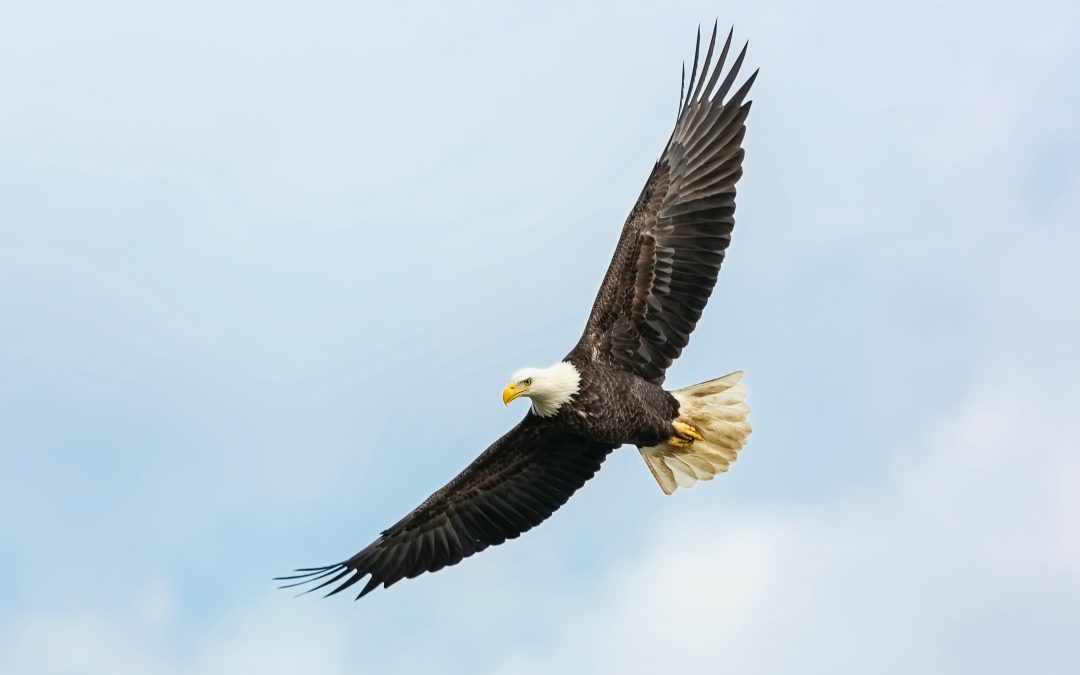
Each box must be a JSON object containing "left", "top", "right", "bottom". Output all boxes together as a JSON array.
[{"left": 277, "top": 419, "right": 615, "bottom": 599}]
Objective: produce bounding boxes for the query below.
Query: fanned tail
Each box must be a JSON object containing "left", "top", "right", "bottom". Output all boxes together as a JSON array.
[{"left": 639, "top": 371, "right": 752, "bottom": 495}]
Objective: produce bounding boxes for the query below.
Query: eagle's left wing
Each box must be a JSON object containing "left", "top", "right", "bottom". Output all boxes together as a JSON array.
[
  {"left": 573, "top": 24, "right": 756, "bottom": 384},
  {"left": 277, "top": 416, "right": 616, "bottom": 599}
]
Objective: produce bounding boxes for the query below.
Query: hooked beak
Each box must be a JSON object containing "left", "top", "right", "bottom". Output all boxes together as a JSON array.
[{"left": 502, "top": 382, "right": 525, "bottom": 405}]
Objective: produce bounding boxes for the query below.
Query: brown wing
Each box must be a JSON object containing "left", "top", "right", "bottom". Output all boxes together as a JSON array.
[
  {"left": 573, "top": 24, "right": 757, "bottom": 384},
  {"left": 277, "top": 417, "right": 616, "bottom": 599}
]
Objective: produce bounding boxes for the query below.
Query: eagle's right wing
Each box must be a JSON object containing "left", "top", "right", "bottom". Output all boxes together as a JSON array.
[
  {"left": 277, "top": 417, "right": 616, "bottom": 599},
  {"left": 573, "top": 24, "right": 756, "bottom": 384}
]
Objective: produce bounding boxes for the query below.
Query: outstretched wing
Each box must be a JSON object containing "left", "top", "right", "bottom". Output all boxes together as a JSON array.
[
  {"left": 573, "top": 24, "right": 757, "bottom": 384},
  {"left": 277, "top": 418, "right": 616, "bottom": 599}
]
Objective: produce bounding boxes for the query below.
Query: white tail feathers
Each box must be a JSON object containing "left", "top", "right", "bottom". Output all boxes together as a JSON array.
[{"left": 639, "top": 371, "right": 753, "bottom": 495}]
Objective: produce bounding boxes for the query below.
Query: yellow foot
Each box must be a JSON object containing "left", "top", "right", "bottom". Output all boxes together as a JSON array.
[{"left": 669, "top": 420, "right": 703, "bottom": 447}]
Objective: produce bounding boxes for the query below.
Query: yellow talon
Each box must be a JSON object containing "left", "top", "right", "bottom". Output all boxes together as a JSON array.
[
  {"left": 668, "top": 435, "right": 694, "bottom": 448},
  {"left": 673, "top": 420, "right": 703, "bottom": 442}
]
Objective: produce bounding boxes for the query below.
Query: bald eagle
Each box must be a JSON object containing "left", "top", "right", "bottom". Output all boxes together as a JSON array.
[{"left": 279, "top": 23, "right": 756, "bottom": 600}]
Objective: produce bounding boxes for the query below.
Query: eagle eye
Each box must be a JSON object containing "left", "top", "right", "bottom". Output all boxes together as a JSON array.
[{"left": 524, "top": 378, "right": 533, "bottom": 386}]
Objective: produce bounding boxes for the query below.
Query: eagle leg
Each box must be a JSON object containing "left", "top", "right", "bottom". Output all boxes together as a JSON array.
[{"left": 669, "top": 420, "right": 704, "bottom": 447}]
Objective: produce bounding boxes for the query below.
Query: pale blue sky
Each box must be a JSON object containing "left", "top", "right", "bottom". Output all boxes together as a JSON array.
[{"left": 2, "top": 1, "right": 1079, "bottom": 673}]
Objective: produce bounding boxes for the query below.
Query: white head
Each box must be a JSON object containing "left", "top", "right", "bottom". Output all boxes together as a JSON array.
[{"left": 502, "top": 361, "right": 582, "bottom": 418}]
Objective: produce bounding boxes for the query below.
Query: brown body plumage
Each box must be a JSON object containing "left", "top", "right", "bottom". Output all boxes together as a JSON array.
[{"left": 555, "top": 356, "right": 680, "bottom": 447}]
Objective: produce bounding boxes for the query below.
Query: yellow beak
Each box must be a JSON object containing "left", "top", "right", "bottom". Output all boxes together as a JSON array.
[{"left": 502, "top": 383, "right": 524, "bottom": 405}]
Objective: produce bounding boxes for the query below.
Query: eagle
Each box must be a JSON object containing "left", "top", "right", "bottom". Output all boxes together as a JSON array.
[{"left": 279, "top": 23, "right": 757, "bottom": 600}]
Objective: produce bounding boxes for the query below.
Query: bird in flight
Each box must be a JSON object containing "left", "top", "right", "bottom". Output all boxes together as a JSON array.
[{"left": 279, "top": 22, "right": 757, "bottom": 600}]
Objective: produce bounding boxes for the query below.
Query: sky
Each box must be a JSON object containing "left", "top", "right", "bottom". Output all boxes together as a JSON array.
[{"left": 2, "top": 0, "right": 1079, "bottom": 672}]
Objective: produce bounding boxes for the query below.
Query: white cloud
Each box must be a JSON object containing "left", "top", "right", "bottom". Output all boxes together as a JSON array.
[
  {"left": 5, "top": 364, "right": 1076, "bottom": 674},
  {"left": 489, "top": 363, "right": 1080, "bottom": 674}
]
